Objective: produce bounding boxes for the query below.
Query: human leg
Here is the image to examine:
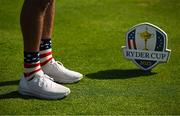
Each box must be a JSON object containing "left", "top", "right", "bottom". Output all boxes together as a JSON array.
[
  {"left": 19, "top": 0, "right": 70, "bottom": 99},
  {"left": 39, "top": 0, "right": 83, "bottom": 83}
]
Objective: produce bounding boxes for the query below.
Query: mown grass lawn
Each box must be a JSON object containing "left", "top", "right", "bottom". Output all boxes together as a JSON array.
[{"left": 0, "top": 0, "right": 179, "bottom": 114}]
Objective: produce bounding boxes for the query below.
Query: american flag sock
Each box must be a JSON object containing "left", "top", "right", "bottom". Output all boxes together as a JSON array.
[
  {"left": 40, "top": 39, "right": 53, "bottom": 67},
  {"left": 24, "top": 52, "right": 42, "bottom": 80}
]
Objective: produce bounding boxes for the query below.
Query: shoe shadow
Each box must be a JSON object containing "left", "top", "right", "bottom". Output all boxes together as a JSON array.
[
  {"left": 0, "top": 90, "right": 68, "bottom": 100},
  {"left": 0, "top": 90, "right": 33, "bottom": 99},
  {"left": 86, "top": 69, "right": 157, "bottom": 80},
  {"left": 0, "top": 80, "right": 19, "bottom": 87},
  {"left": 0, "top": 80, "right": 32, "bottom": 100}
]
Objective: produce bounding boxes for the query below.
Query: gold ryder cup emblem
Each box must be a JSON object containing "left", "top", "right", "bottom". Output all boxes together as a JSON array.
[
  {"left": 139, "top": 27, "right": 154, "bottom": 51},
  {"left": 122, "top": 22, "right": 171, "bottom": 70}
]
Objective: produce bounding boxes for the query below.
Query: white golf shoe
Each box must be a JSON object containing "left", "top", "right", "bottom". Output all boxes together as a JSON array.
[
  {"left": 41, "top": 59, "right": 83, "bottom": 83},
  {"left": 19, "top": 71, "right": 70, "bottom": 99}
]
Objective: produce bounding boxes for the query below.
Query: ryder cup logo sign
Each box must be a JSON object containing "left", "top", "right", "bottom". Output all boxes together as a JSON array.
[{"left": 122, "top": 23, "right": 171, "bottom": 70}]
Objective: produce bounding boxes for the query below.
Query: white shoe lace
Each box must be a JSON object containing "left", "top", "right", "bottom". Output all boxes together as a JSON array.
[
  {"left": 52, "top": 61, "right": 66, "bottom": 70},
  {"left": 38, "top": 74, "right": 54, "bottom": 88},
  {"left": 56, "top": 61, "right": 64, "bottom": 67},
  {"left": 44, "top": 74, "right": 54, "bottom": 81},
  {"left": 51, "top": 59, "right": 64, "bottom": 68}
]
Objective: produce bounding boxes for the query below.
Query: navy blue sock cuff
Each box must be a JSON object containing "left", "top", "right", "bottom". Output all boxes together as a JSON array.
[
  {"left": 40, "top": 39, "right": 52, "bottom": 51},
  {"left": 24, "top": 52, "right": 40, "bottom": 63}
]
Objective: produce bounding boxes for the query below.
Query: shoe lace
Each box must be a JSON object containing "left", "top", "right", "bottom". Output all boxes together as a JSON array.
[
  {"left": 56, "top": 61, "right": 64, "bottom": 67},
  {"left": 44, "top": 74, "right": 54, "bottom": 81},
  {"left": 38, "top": 74, "right": 54, "bottom": 88}
]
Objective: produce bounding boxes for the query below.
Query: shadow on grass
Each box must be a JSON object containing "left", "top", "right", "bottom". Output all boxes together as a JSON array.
[
  {"left": 0, "top": 90, "right": 68, "bottom": 100},
  {"left": 0, "top": 80, "right": 32, "bottom": 99},
  {"left": 86, "top": 69, "right": 157, "bottom": 79},
  {"left": 0, "top": 90, "right": 33, "bottom": 99},
  {"left": 0, "top": 80, "right": 19, "bottom": 87}
]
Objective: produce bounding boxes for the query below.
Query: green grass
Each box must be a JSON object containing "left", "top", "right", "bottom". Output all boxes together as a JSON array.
[{"left": 0, "top": 0, "right": 180, "bottom": 115}]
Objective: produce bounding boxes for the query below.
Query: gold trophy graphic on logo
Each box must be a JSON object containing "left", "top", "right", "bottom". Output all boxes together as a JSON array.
[{"left": 140, "top": 27, "right": 154, "bottom": 50}]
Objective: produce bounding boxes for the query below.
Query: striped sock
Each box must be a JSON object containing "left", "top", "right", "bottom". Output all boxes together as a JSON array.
[
  {"left": 40, "top": 39, "right": 53, "bottom": 66},
  {"left": 24, "top": 52, "right": 42, "bottom": 80}
]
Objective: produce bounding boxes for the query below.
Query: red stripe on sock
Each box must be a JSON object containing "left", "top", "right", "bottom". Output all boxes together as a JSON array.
[
  {"left": 40, "top": 57, "right": 53, "bottom": 66},
  {"left": 24, "top": 62, "right": 41, "bottom": 68},
  {"left": 24, "top": 68, "right": 42, "bottom": 77},
  {"left": 40, "top": 51, "right": 52, "bottom": 58}
]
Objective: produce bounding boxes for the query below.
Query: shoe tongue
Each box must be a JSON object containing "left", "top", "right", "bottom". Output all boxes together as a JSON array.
[
  {"left": 50, "top": 58, "right": 56, "bottom": 64},
  {"left": 34, "top": 70, "right": 44, "bottom": 77}
]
